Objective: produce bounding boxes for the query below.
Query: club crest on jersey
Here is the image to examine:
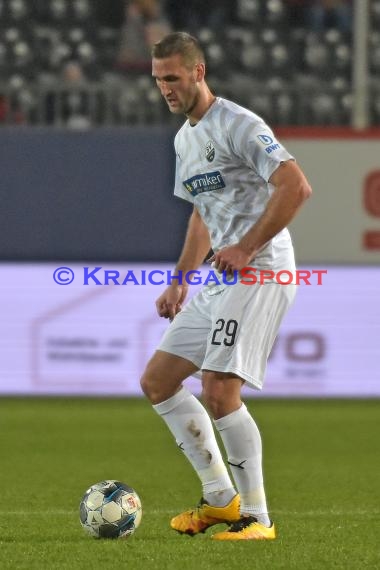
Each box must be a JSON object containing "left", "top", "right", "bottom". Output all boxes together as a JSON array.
[
  {"left": 183, "top": 171, "right": 225, "bottom": 196},
  {"left": 205, "top": 140, "right": 215, "bottom": 162}
]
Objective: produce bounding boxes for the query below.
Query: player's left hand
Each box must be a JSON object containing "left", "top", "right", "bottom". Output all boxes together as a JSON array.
[{"left": 207, "top": 244, "right": 254, "bottom": 274}]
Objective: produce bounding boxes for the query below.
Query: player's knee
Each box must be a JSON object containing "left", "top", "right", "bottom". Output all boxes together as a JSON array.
[
  {"left": 202, "top": 371, "right": 243, "bottom": 419},
  {"left": 201, "top": 378, "right": 226, "bottom": 418},
  {"left": 202, "top": 392, "right": 225, "bottom": 419},
  {"left": 140, "top": 365, "right": 162, "bottom": 404},
  {"left": 140, "top": 359, "right": 178, "bottom": 405}
]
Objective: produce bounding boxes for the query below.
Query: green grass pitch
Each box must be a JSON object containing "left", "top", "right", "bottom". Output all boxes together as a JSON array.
[{"left": 0, "top": 397, "right": 379, "bottom": 570}]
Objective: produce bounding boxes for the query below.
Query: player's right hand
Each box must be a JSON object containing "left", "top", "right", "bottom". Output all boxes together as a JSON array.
[{"left": 155, "top": 284, "right": 188, "bottom": 320}]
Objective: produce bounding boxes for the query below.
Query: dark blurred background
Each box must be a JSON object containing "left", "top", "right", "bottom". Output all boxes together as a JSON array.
[{"left": 2, "top": 0, "right": 378, "bottom": 130}]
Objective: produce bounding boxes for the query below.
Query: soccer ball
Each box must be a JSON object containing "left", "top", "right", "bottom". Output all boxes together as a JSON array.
[{"left": 79, "top": 480, "right": 142, "bottom": 539}]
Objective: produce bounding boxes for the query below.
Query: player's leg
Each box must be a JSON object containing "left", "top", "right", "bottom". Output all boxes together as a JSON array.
[
  {"left": 140, "top": 349, "right": 196, "bottom": 404},
  {"left": 199, "top": 281, "right": 296, "bottom": 540},
  {"left": 140, "top": 300, "right": 239, "bottom": 534},
  {"left": 201, "top": 371, "right": 275, "bottom": 540},
  {"left": 142, "top": 351, "right": 230, "bottom": 495}
]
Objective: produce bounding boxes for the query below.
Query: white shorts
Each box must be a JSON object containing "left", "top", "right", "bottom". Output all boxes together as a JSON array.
[{"left": 158, "top": 280, "right": 297, "bottom": 390}]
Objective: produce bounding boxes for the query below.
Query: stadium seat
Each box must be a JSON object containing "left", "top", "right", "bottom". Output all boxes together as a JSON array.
[
  {"left": 72, "top": 0, "right": 92, "bottom": 22},
  {"left": 75, "top": 41, "right": 96, "bottom": 66},
  {"left": 334, "top": 42, "right": 351, "bottom": 75},
  {"left": 14, "top": 86, "right": 36, "bottom": 116},
  {"left": 223, "top": 27, "right": 257, "bottom": 71},
  {"left": 260, "top": 27, "right": 281, "bottom": 46},
  {"left": 304, "top": 42, "right": 330, "bottom": 75},
  {"left": 266, "top": 76, "right": 288, "bottom": 93},
  {"left": 12, "top": 40, "right": 33, "bottom": 69},
  {"left": 309, "top": 92, "right": 338, "bottom": 125},
  {"left": 324, "top": 28, "right": 343, "bottom": 46},
  {"left": 241, "top": 43, "right": 267, "bottom": 74},
  {"left": 49, "top": 0, "right": 68, "bottom": 22},
  {"left": 340, "top": 92, "right": 353, "bottom": 124},
  {"left": 48, "top": 41, "right": 73, "bottom": 70},
  {"left": 205, "top": 42, "right": 224, "bottom": 75},
  {"left": 4, "top": 26, "right": 23, "bottom": 44},
  {"left": 116, "top": 82, "right": 140, "bottom": 125},
  {"left": 265, "top": 0, "right": 286, "bottom": 26},
  {"left": 270, "top": 43, "right": 291, "bottom": 74},
  {"left": 248, "top": 92, "right": 272, "bottom": 122},
  {"left": 95, "top": 26, "right": 119, "bottom": 68},
  {"left": 330, "top": 75, "right": 350, "bottom": 93},
  {"left": 32, "top": 26, "right": 59, "bottom": 69},
  {"left": 198, "top": 27, "right": 216, "bottom": 46},
  {"left": 198, "top": 29, "right": 223, "bottom": 74},
  {"left": 145, "top": 87, "right": 166, "bottom": 124},
  {"left": 222, "top": 73, "right": 258, "bottom": 108},
  {"left": 236, "top": 0, "right": 261, "bottom": 25},
  {"left": 274, "top": 92, "right": 296, "bottom": 125},
  {"left": 225, "top": 26, "right": 257, "bottom": 46},
  {"left": 8, "top": 72, "right": 26, "bottom": 90},
  {"left": 8, "top": 0, "right": 28, "bottom": 21},
  {"left": 66, "top": 26, "right": 87, "bottom": 46}
]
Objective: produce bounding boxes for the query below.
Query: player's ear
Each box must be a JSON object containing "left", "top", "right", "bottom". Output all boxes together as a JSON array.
[{"left": 195, "top": 62, "right": 205, "bottom": 82}]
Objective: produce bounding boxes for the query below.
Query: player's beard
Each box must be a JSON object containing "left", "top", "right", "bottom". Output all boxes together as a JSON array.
[{"left": 184, "top": 90, "right": 200, "bottom": 117}]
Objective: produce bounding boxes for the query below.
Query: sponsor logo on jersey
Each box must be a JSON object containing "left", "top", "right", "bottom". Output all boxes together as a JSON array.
[
  {"left": 257, "top": 134, "right": 274, "bottom": 145},
  {"left": 264, "top": 143, "right": 281, "bottom": 154},
  {"left": 205, "top": 140, "right": 215, "bottom": 162},
  {"left": 257, "top": 133, "right": 281, "bottom": 154},
  {"left": 183, "top": 171, "right": 225, "bottom": 196}
]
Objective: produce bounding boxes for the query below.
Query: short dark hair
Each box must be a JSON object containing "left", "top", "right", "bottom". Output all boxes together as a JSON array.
[{"left": 151, "top": 32, "right": 205, "bottom": 68}]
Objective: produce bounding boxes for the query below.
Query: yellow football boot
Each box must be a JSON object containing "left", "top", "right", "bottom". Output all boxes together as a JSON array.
[
  {"left": 212, "top": 515, "right": 276, "bottom": 540},
  {"left": 170, "top": 495, "right": 240, "bottom": 535}
]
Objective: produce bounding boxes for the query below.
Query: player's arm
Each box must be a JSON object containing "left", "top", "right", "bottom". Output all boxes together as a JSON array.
[
  {"left": 175, "top": 206, "right": 211, "bottom": 273},
  {"left": 211, "top": 160, "right": 312, "bottom": 272},
  {"left": 156, "top": 206, "right": 211, "bottom": 319},
  {"left": 239, "top": 160, "right": 312, "bottom": 257}
]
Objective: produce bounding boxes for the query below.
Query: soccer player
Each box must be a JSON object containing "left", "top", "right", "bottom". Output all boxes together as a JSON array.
[{"left": 141, "top": 32, "right": 312, "bottom": 540}]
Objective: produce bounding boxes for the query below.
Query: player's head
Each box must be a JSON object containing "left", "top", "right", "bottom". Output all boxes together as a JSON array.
[
  {"left": 152, "top": 32, "right": 205, "bottom": 69},
  {"left": 151, "top": 32, "right": 207, "bottom": 116}
]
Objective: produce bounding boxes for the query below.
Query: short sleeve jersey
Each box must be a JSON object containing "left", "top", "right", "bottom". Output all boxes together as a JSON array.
[{"left": 174, "top": 97, "right": 296, "bottom": 271}]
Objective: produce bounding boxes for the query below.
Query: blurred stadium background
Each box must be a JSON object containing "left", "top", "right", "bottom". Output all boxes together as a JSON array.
[
  {"left": 0, "top": 0, "right": 379, "bottom": 127},
  {"left": 0, "top": 0, "right": 379, "bottom": 397}
]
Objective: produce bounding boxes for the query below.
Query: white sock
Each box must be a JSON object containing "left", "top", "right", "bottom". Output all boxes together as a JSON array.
[
  {"left": 153, "top": 387, "right": 236, "bottom": 506},
  {"left": 214, "top": 403, "right": 271, "bottom": 527}
]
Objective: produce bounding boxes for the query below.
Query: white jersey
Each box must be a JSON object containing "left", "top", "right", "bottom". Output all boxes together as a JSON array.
[{"left": 173, "top": 97, "right": 295, "bottom": 271}]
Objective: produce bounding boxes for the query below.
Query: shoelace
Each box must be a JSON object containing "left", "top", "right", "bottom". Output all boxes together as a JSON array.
[
  {"left": 195, "top": 498, "right": 208, "bottom": 510},
  {"left": 229, "top": 515, "right": 258, "bottom": 532},
  {"left": 190, "top": 498, "right": 208, "bottom": 516}
]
